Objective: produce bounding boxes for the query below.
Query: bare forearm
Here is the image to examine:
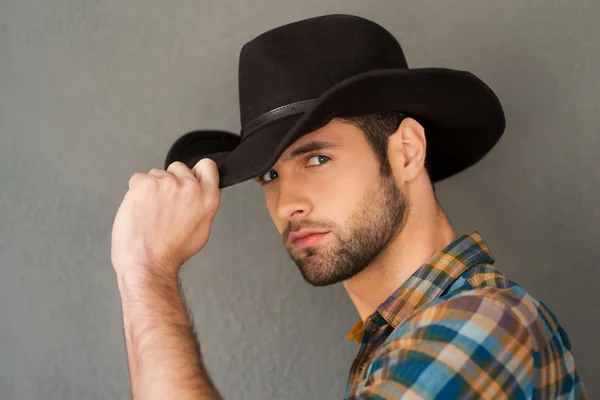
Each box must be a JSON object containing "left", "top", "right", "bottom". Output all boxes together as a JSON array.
[{"left": 118, "top": 272, "right": 221, "bottom": 400}]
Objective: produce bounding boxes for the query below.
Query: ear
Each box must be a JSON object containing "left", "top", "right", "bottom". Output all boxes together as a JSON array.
[{"left": 387, "top": 117, "right": 426, "bottom": 184}]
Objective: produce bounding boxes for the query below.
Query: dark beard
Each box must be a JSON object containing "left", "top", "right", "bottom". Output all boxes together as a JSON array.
[{"left": 283, "top": 173, "right": 408, "bottom": 287}]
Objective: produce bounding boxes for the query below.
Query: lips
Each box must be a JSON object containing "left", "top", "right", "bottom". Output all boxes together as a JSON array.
[{"left": 289, "top": 230, "right": 330, "bottom": 249}]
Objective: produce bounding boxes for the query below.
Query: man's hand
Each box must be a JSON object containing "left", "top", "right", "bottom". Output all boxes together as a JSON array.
[
  {"left": 111, "top": 159, "right": 223, "bottom": 400},
  {"left": 111, "top": 159, "right": 221, "bottom": 280}
]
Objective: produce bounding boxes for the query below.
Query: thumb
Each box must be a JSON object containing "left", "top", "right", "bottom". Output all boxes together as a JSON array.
[
  {"left": 192, "top": 159, "right": 219, "bottom": 190},
  {"left": 192, "top": 159, "right": 221, "bottom": 212}
]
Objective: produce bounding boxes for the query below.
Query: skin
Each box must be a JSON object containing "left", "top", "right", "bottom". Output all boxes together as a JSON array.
[{"left": 111, "top": 117, "right": 457, "bottom": 398}]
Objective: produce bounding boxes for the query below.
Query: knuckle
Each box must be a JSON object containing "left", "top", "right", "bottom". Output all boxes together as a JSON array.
[
  {"left": 163, "top": 175, "right": 179, "bottom": 188},
  {"left": 204, "top": 193, "right": 220, "bottom": 214},
  {"left": 194, "top": 158, "right": 216, "bottom": 172},
  {"left": 129, "top": 172, "right": 143, "bottom": 181},
  {"left": 204, "top": 159, "right": 218, "bottom": 174},
  {"left": 140, "top": 175, "right": 158, "bottom": 188},
  {"left": 200, "top": 158, "right": 216, "bottom": 168},
  {"left": 129, "top": 172, "right": 147, "bottom": 186},
  {"left": 166, "top": 161, "right": 185, "bottom": 172},
  {"left": 182, "top": 178, "right": 200, "bottom": 192}
]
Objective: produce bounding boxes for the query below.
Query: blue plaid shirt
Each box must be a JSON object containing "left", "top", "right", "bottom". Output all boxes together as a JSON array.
[{"left": 343, "top": 232, "right": 587, "bottom": 399}]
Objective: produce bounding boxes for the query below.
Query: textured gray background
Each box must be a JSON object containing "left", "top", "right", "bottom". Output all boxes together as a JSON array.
[{"left": 1, "top": 0, "right": 598, "bottom": 399}]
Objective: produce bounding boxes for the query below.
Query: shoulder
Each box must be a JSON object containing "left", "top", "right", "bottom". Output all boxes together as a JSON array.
[
  {"left": 441, "top": 263, "right": 557, "bottom": 350},
  {"left": 391, "top": 288, "right": 543, "bottom": 353},
  {"left": 361, "top": 290, "right": 537, "bottom": 398},
  {"left": 390, "top": 288, "right": 539, "bottom": 353},
  {"left": 444, "top": 262, "right": 517, "bottom": 294}
]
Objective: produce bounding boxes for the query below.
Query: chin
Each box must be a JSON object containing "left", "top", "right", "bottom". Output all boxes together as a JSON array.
[
  {"left": 295, "top": 253, "right": 347, "bottom": 287},
  {"left": 301, "top": 271, "right": 342, "bottom": 287}
]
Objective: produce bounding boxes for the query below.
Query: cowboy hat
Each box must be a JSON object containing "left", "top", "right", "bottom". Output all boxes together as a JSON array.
[{"left": 165, "top": 14, "right": 505, "bottom": 188}]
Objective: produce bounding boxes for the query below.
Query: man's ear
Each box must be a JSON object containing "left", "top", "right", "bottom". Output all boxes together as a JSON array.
[{"left": 387, "top": 117, "right": 427, "bottom": 184}]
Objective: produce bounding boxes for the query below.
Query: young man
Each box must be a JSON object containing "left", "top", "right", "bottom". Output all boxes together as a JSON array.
[{"left": 111, "top": 15, "right": 587, "bottom": 399}]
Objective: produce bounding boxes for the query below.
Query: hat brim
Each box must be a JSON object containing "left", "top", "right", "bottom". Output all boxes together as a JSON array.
[
  {"left": 165, "top": 67, "right": 505, "bottom": 188},
  {"left": 164, "top": 129, "right": 241, "bottom": 169}
]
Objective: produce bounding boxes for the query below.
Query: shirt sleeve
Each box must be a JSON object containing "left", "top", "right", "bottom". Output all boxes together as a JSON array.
[{"left": 348, "top": 293, "right": 535, "bottom": 400}]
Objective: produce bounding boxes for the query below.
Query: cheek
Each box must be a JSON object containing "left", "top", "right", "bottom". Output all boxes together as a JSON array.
[{"left": 314, "top": 174, "right": 363, "bottom": 221}]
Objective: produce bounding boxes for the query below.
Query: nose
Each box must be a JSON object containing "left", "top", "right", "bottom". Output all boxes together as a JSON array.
[{"left": 275, "top": 178, "right": 312, "bottom": 221}]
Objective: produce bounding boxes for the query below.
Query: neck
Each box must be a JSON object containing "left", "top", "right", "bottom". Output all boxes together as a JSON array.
[{"left": 342, "top": 198, "right": 457, "bottom": 322}]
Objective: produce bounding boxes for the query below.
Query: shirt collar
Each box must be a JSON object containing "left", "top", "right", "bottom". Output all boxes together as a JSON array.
[{"left": 346, "top": 231, "right": 495, "bottom": 343}]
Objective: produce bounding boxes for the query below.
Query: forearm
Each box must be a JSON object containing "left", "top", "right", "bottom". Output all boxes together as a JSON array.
[{"left": 118, "top": 271, "right": 221, "bottom": 400}]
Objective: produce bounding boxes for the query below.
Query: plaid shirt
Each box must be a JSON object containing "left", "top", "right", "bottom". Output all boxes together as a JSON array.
[{"left": 344, "top": 232, "right": 587, "bottom": 399}]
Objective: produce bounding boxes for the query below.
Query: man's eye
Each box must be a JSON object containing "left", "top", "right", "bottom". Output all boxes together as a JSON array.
[
  {"left": 307, "top": 155, "right": 330, "bottom": 166},
  {"left": 261, "top": 170, "right": 278, "bottom": 183}
]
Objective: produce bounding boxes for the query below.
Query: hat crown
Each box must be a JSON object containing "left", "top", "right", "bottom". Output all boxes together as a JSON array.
[{"left": 238, "top": 14, "right": 407, "bottom": 128}]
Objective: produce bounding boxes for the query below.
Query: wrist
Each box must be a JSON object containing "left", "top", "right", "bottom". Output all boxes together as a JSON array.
[{"left": 116, "top": 265, "right": 180, "bottom": 298}]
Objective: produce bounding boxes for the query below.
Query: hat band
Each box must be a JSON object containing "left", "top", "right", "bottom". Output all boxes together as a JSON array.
[{"left": 241, "top": 99, "right": 317, "bottom": 140}]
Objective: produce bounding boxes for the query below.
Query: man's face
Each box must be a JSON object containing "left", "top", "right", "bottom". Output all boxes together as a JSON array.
[{"left": 258, "top": 119, "right": 408, "bottom": 287}]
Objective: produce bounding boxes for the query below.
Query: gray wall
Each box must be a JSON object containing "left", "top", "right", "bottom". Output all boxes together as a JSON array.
[{"left": 1, "top": 1, "right": 598, "bottom": 399}]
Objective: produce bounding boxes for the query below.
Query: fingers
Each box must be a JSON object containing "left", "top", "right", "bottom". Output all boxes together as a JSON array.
[
  {"left": 166, "top": 161, "right": 196, "bottom": 181},
  {"left": 128, "top": 161, "right": 217, "bottom": 192},
  {"left": 128, "top": 167, "right": 179, "bottom": 191},
  {"left": 148, "top": 168, "right": 171, "bottom": 178},
  {"left": 129, "top": 168, "right": 179, "bottom": 190},
  {"left": 192, "top": 159, "right": 219, "bottom": 193},
  {"left": 128, "top": 172, "right": 147, "bottom": 190}
]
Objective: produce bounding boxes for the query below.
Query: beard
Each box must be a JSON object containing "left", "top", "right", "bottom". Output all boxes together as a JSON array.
[{"left": 282, "top": 173, "right": 408, "bottom": 287}]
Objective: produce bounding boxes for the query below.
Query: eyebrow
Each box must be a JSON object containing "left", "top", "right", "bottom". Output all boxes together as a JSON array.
[{"left": 283, "top": 139, "right": 341, "bottom": 162}]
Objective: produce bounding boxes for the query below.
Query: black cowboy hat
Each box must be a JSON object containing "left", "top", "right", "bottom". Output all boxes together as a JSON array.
[{"left": 165, "top": 14, "right": 505, "bottom": 188}]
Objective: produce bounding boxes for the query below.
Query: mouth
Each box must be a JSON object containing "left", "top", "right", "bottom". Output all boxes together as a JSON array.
[{"left": 289, "top": 230, "right": 331, "bottom": 249}]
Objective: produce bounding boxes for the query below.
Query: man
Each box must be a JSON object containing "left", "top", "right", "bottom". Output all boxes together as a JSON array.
[{"left": 111, "top": 15, "right": 587, "bottom": 399}]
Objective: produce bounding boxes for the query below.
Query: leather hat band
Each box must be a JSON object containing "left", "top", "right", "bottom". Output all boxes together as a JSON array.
[{"left": 241, "top": 99, "right": 317, "bottom": 140}]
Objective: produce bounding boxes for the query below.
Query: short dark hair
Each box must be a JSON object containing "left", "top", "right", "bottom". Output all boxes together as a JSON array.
[{"left": 340, "top": 111, "right": 435, "bottom": 186}]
